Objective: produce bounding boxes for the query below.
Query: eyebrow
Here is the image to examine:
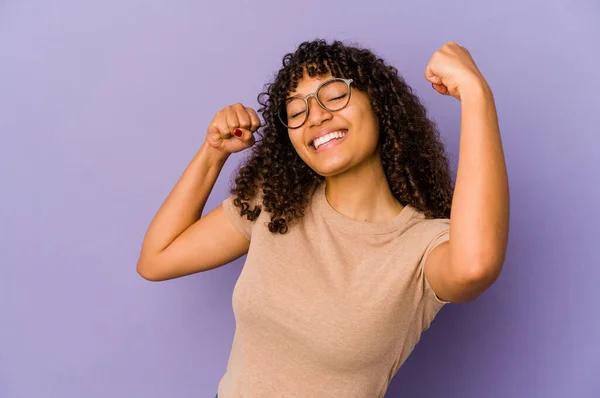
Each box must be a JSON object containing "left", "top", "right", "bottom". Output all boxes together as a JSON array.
[
  {"left": 286, "top": 77, "right": 334, "bottom": 100},
  {"left": 286, "top": 93, "right": 303, "bottom": 100}
]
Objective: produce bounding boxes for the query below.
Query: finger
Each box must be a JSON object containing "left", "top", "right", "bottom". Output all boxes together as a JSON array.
[
  {"left": 246, "top": 107, "right": 261, "bottom": 132},
  {"left": 233, "top": 103, "right": 251, "bottom": 130},
  {"left": 242, "top": 129, "right": 256, "bottom": 146},
  {"left": 425, "top": 63, "right": 441, "bottom": 84},
  {"left": 432, "top": 83, "right": 449, "bottom": 95},
  {"left": 214, "top": 111, "right": 232, "bottom": 138},
  {"left": 224, "top": 106, "right": 240, "bottom": 135},
  {"left": 233, "top": 128, "right": 255, "bottom": 147}
]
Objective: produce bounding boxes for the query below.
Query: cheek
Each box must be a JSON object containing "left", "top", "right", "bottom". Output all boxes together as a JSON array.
[
  {"left": 288, "top": 131, "right": 301, "bottom": 149},
  {"left": 288, "top": 131, "right": 309, "bottom": 159},
  {"left": 350, "top": 108, "right": 380, "bottom": 145}
]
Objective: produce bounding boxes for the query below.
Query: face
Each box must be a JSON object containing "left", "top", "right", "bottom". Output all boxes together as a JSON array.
[{"left": 284, "top": 73, "right": 381, "bottom": 177}]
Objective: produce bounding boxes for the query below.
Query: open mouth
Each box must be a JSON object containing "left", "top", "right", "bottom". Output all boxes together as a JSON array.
[{"left": 309, "top": 129, "right": 348, "bottom": 152}]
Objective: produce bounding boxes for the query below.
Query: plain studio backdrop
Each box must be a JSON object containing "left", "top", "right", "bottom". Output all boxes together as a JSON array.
[{"left": 1, "top": 1, "right": 598, "bottom": 397}]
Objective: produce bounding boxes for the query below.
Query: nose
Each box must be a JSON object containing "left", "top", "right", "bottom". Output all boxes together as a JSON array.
[{"left": 306, "top": 96, "right": 332, "bottom": 127}]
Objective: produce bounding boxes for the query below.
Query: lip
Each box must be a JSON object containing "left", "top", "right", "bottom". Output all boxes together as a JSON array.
[
  {"left": 313, "top": 132, "right": 348, "bottom": 153},
  {"left": 309, "top": 129, "right": 349, "bottom": 153},
  {"left": 307, "top": 128, "right": 348, "bottom": 148}
]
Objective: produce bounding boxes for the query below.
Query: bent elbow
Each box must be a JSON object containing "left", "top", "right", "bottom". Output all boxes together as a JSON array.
[{"left": 136, "top": 259, "right": 164, "bottom": 282}]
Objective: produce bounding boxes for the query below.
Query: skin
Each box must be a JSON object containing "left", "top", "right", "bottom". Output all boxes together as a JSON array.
[
  {"left": 285, "top": 42, "right": 509, "bottom": 304},
  {"left": 137, "top": 42, "right": 509, "bottom": 306},
  {"left": 286, "top": 74, "right": 405, "bottom": 223},
  {"left": 422, "top": 42, "right": 509, "bottom": 303}
]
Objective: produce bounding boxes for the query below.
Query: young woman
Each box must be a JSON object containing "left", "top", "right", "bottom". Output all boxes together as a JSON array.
[{"left": 137, "top": 39, "right": 509, "bottom": 398}]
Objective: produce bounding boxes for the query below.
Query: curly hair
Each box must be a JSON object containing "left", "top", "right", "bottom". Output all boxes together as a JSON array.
[{"left": 229, "top": 39, "right": 454, "bottom": 234}]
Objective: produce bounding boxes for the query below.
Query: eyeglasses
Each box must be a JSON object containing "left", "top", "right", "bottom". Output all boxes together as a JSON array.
[{"left": 277, "top": 78, "right": 353, "bottom": 129}]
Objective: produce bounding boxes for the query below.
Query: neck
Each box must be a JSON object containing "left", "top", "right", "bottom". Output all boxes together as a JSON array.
[{"left": 324, "top": 153, "right": 404, "bottom": 223}]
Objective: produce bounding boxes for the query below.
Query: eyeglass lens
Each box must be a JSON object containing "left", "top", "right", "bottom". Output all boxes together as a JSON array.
[{"left": 280, "top": 79, "right": 350, "bottom": 128}]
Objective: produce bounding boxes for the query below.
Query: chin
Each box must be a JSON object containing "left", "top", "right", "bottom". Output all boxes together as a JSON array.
[{"left": 309, "top": 158, "right": 354, "bottom": 177}]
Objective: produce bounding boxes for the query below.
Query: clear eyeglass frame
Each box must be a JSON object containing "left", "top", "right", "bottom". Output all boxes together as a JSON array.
[{"left": 277, "top": 78, "right": 354, "bottom": 129}]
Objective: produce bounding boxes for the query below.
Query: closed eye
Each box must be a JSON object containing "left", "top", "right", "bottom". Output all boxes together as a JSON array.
[{"left": 327, "top": 94, "right": 347, "bottom": 102}]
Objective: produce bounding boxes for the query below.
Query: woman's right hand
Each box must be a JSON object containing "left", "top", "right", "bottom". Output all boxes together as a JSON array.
[{"left": 205, "top": 103, "right": 260, "bottom": 155}]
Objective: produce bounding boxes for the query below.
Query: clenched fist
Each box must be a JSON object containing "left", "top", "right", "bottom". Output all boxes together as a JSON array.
[
  {"left": 425, "top": 42, "right": 487, "bottom": 100},
  {"left": 205, "top": 103, "right": 261, "bottom": 154}
]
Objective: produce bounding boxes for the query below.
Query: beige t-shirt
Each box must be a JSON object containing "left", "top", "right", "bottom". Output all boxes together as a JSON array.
[{"left": 217, "top": 182, "right": 450, "bottom": 398}]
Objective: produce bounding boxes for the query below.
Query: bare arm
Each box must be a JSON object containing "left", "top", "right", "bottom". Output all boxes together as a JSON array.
[
  {"left": 136, "top": 104, "right": 259, "bottom": 281},
  {"left": 425, "top": 82, "right": 508, "bottom": 303},
  {"left": 424, "top": 43, "right": 510, "bottom": 303}
]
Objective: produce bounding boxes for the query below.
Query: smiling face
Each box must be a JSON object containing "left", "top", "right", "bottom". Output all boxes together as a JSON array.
[{"left": 285, "top": 73, "right": 381, "bottom": 177}]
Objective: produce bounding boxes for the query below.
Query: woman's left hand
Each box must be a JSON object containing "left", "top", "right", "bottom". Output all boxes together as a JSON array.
[{"left": 425, "top": 42, "right": 487, "bottom": 100}]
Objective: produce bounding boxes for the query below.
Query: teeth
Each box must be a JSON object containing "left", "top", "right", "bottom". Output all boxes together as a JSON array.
[{"left": 313, "top": 131, "right": 346, "bottom": 150}]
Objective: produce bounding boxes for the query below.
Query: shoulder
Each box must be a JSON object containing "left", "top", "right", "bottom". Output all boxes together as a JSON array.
[
  {"left": 222, "top": 191, "right": 266, "bottom": 240},
  {"left": 404, "top": 208, "right": 450, "bottom": 241}
]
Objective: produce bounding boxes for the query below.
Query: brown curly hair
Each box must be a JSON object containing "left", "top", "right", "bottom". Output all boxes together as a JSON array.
[{"left": 229, "top": 39, "right": 454, "bottom": 234}]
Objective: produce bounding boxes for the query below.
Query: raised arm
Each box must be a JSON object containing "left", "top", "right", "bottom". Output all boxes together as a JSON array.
[
  {"left": 423, "top": 43, "right": 510, "bottom": 303},
  {"left": 136, "top": 104, "right": 259, "bottom": 281}
]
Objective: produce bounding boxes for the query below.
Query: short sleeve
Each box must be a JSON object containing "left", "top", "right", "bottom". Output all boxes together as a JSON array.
[
  {"left": 419, "top": 219, "right": 451, "bottom": 306},
  {"left": 221, "top": 195, "right": 258, "bottom": 240}
]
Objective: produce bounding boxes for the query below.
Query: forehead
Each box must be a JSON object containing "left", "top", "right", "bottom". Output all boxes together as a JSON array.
[{"left": 288, "top": 73, "right": 334, "bottom": 97}]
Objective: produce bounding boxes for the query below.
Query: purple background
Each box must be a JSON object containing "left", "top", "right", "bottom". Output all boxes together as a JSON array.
[{"left": 1, "top": 1, "right": 599, "bottom": 397}]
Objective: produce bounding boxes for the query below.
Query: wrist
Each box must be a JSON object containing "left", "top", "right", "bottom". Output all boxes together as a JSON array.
[
  {"left": 458, "top": 75, "right": 492, "bottom": 101},
  {"left": 200, "top": 142, "right": 230, "bottom": 166}
]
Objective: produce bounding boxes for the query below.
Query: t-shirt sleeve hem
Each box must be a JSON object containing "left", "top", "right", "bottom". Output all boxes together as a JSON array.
[
  {"left": 421, "top": 227, "right": 452, "bottom": 306},
  {"left": 221, "top": 195, "right": 252, "bottom": 240}
]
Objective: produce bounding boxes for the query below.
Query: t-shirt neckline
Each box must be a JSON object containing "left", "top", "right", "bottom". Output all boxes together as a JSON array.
[{"left": 314, "top": 182, "right": 417, "bottom": 235}]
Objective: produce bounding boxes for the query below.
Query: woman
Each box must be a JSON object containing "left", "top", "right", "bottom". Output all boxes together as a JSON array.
[{"left": 136, "top": 39, "right": 509, "bottom": 398}]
